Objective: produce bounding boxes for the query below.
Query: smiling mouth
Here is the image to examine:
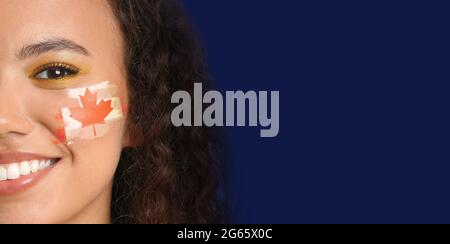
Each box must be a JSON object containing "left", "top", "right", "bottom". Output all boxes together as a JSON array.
[{"left": 0, "top": 159, "right": 59, "bottom": 182}]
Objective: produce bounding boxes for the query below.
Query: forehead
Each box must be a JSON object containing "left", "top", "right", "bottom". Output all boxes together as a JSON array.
[{"left": 0, "top": 0, "right": 120, "bottom": 58}]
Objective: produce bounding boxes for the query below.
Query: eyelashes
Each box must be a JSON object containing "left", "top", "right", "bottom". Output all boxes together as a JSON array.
[
  {"left": 32, "top": 62, "right": 80, "bottom": 80},
  {"left": 30, "top": 62, "right": 81, "bottom": 89}
]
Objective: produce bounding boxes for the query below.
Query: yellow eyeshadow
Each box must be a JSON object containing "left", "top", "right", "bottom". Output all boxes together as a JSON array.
[
  {"left": 30, "top": 68, "right": 80, "bottom": 90},
  {"left": 26, "top": 55, "right": 91, "bottom": 89},
  {"left": 32, "top": 78, "right": 79, "bottom": 90}
]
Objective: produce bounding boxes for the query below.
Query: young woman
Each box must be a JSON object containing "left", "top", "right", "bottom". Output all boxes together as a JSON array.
[{"left": 0, "top": 0, "right": 223, "bottom": 224}]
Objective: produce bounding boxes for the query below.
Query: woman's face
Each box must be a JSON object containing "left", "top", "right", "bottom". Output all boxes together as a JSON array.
[{"left": 0, "top": 0, "right": 128, "bottom": 223}]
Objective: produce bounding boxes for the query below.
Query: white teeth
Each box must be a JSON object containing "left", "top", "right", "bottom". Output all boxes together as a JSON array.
[
  {"left": 30, "top": 160, "right": 39, "bottom": 173},
  {"left": 20, "top": 161, "right": 31, "bottom": 176},
  {"left": 38, "top": 160, "right": 45, "bottom": 170},
  {"left": 7, "top": 163, "right": 20, "bottom": 180},
  {"left": 0, "top": 167, "right": 6, "bottom": 181},
  {"left": 38, "top": 160, "right": 53, "bottom": 170},
  {"left": 0, "top": 159, "right": 57, "bottom": 181}
]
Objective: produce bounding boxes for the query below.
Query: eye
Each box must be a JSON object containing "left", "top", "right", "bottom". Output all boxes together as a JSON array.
[{"left": 32, "top": 63, "right": 80, "bottom": 80}]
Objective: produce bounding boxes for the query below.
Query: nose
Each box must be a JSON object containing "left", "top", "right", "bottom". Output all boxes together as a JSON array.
[{"left": 0, "top": 86, "right": 33, "bottom": 136}]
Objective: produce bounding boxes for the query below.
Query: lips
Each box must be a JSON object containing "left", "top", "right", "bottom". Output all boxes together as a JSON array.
[{"left": 0, "top": 152, "right": 61, "bottom": 195}]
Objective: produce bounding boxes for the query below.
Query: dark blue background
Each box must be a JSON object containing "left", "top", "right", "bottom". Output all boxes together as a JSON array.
[{"left": 184, "top": 1, "right": 450, "bottom": 223}]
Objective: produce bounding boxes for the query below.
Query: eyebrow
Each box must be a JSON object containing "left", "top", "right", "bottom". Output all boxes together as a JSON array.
[{"left": 17, "top": 38, "right": 91, "bottom": 59}]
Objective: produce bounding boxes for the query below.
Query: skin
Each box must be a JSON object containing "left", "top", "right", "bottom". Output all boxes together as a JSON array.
[{"left": 0, "top": 0, "right": 129, "bottom": 223}]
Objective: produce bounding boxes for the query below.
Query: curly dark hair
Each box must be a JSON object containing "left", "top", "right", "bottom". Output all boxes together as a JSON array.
[{"left": 108, "top": 0, "right": 226, "bottom": 224}]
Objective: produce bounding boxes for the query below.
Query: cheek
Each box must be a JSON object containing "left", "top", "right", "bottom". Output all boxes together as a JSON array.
[
  {"left": 51, "top": 81, "right": 125, "bottom": 145},
  {"left": 26, "top": 92, "right": 78, "bottom": 145},
  {"left": 64, "top": 116, "right": 125, "bottom": 185}
]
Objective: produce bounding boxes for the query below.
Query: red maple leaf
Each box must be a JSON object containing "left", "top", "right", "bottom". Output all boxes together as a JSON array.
[{"left": 70, "top": 88, "right": 113, "bottom": 136}]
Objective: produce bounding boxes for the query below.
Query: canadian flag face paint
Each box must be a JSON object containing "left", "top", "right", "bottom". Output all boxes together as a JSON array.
[{"left": 54, "top": 81, "right": 124, "bottom": 144}]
